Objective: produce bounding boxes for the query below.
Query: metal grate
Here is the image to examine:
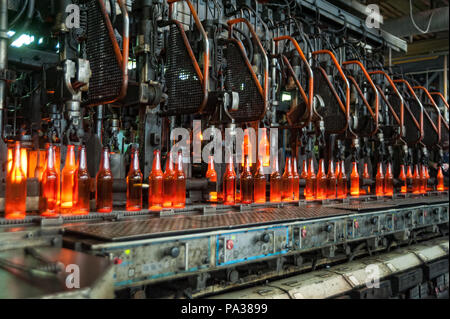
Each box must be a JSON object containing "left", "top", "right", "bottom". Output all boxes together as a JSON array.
[
  {"left": 225, "top": 40, "right": 265, "bottom": 123},
  {"left": 65, "top": 205, "right": 348, "bottom": 241},
  {"left": 165, "top": 24, "right": 204, "bottom": 115},
  {"left": 84, "top": 0, "right": 123, "bottom": 106},
  {"left": 314, "top": 68, "right": 347, "bottom": 133}
]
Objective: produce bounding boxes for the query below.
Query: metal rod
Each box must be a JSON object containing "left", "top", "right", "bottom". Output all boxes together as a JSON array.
[{"left": 0, "top": 0, "right": 8, "bottom": 137}]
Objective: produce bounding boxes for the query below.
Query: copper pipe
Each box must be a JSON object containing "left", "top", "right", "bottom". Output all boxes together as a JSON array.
[
  {"left": 311, "top": 50, "right": 350, "bottom": 133},
  {"left": 227, "top": 18, "right": 269, "bottom": 114},
  {"left": 430, "top": 92, "right": 449, "bottom": 110},
  {"left": 394, "top": 79, "right": 425, "bottom": 143},
  {"left": 167, "top": 0, "right": 210, "bottom": 113},
  {"left": 273, "top": 36, "right": 314, "bottom": 128},
  {"left": 342, "top": 60, "right": 379, "bottom": 137},
  {"left": 413, "top": 86, "right": 441, "bottom": 145},
  {"left": 369, "top": 71, "right": 405, "bottom": 141}
]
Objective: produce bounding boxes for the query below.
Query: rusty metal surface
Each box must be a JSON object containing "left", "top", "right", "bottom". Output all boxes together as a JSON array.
[{"left": 64, "top": 205, "right": 348, "bottom": 241}]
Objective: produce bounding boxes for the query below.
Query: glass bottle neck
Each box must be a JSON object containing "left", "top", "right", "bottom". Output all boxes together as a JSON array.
[
  {"left": 79, "top": 147, "right": 87, "bottom": 170},
  {"left": 152, "top": 151, "right": 162, "bottom": 172},
  {"left": 100, "top": 150, "right": 110, "bottom": 170}
]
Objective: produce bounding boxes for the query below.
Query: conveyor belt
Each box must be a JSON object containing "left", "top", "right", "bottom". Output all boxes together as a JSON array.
[{"left": 65, "top": 205, "right": 349, "bottom": 241}]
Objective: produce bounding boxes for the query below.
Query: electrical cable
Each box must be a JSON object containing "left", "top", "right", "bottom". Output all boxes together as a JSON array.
[{"left": 409, "top": 0, "right": 434, "bottom": 34}]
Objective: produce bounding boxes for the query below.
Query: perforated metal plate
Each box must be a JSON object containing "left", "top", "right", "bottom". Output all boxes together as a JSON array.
[{"left": 65, "top": 205, "right": 348, "bottom": 241}]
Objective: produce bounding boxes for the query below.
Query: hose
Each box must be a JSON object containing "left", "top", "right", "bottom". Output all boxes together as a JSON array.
[
  {"left": 9, "top": 0, "right": 29, "bottom": 28},
  {"left": 9, "top": 0, "right": 35, "bottom": 44}
]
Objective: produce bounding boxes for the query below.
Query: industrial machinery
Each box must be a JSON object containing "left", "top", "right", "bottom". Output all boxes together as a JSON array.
[{"left": 0, "top": 0, "right": 448, "bottom": 299}]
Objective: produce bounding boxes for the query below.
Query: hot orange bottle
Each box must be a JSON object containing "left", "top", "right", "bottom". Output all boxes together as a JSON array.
[
  {"left": 61, "top": 145, "right": 77, "bottom": 214},
  {"left": 254, "top": 160, "right": 266, "bottom": 204},
  {"left": 96, "top": 147, "right": 113, "bottom": 213},
  {"left": 327, "top": 160, "right": 337, "bottom": 200},
  {"left": 126, "top": 147, "right": 143, "bottom": 211},
  {"left": 292, "top": 157, "right": 300, "bottom": 201},
  {"left": 362, "top": 163, "right": 370, "bottom": 194},
  {"left": 5, "top": 142, "right": 27, "bottom": 219},
  {"left": 163, "top": 152, "right": 176, "bottom": 208},
  {"left": 350, "top": 162, "right": 360, "bottom": 197},
  {"left": 282, "top": 157, "right": 294, "bottom": 202},
  {"left": 174, "top": 151, "right": 186, "bottom": 208},
  {"left": 149, "top": 150, "right": 164, "bottom": 210},
  {"left": 305, "top": 158, "right": 316, "bottom": 201},
  {"left": 300, "top": 159, "right": 308, "bottom": 198},
  {"left": 316, "top": 159, "right": 327, "bottom": 200},
  {"left": 240, "top": 155, "right": 254, "bottom": 204},
  {"left": 270, "top": 155, "right": 282, "bottom": 202},
  {"left": 337, "top": 161, "right": 348, "bottom": 199},
  {"left": 74, "top": 145, "right": 90, "bottom": 215},
  {"left": 206, "top": 155, "right": 217, "bottom": 182},
  {"left": 412, "top": 165, "right": 421, "bottom": 194},
  {"left": 406, "top": 165, "right": 413, "bottom": 192},
  {"left": 384, "top": 162, "right": 394, "bottom": 196},
  {"left": 223, "top": 154, "right": 236, "bottom": 205},
  {"left": 41, "top": 145, "right": 60, "bottom": 217},
  {"left": 436, "top": 166, "right": 444, "bottom": 191},
  {"left": 375, "top": 162, "right": 384, "bottom": 196},
  {"left": 420, "top": 165, "right": 427, "bottom": 194},
  {"left": 399, "top": 164, "right": 407, "bottom": 194}
]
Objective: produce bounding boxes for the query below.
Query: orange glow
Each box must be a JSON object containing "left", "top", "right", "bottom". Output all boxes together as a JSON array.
[
  {"left": 305, "top": 158, "right": 316, "bottom": 201},
  {"left": 337, "top": 161, "right": 347, "bottom": 199},
  {"left": 206, "top": 155, "right": 217, "bottom": 182},
  {"left": 412, "top": 165, "right": 421, "bottom": 194},
  {"left": 126, "top": 147, "right": 143, "bottom": 211},
  {"left": 209, "top": 192, "right": 218, "bottom": 202},
  {"left": 240, "top": 155, "right": 254, "bottom": 204},
  {"left": 384, "top": 162, "right": 394, "bottom": 196},
  {"left": 40, "top": 145, "right": 60, "bottom": 217},
  {"left": 241, "top": 130, "right": 253, "bottom": 167},
  {"left": 163, "top": 152, "right": 176, "bottom": 208},
  {"left": 174, "top": 151, "right": 186, "bottom": 208},
  {"left": 259, "top": 128, "right": 270, "bottom": 167},
  {"left": 5, "top": 142, "right": 27, "bottom": 219},
  {"left": 254, "top": 160, "right": 266, "bottom": 203},
  {"left": 406, "top": 165, "right": 413, "bottom": 192},
  {"left": 223, "top": 154, "right": 236, "bottom": 205},
  {"left": 316, "top": 159, "right": 327, "bottom": 200},
  {"left": 20, "top": 148, "right": 28, "bottom": 178},
  {"left": 7, "top": 147, "right": 12, "bottom": 173},
  {"left": 149, "top": 150, "right": 164, "bottom": 210},
  {"left": 281, "top": 157, "right": 294, "bottom": 202},
  {"left": 375, "top": 163, "right": 384, "bottom": 196},
  {"left": 420, "top": 165, "right": 427, "bottom": 194},
  {"left": 362, "top": 163, "right": 371, "bottom": 194},
  {"left": 270, "top": 155, "right": 282, "bottom": 202},
  {"left": 437, "top": 167, "right": 444, "bottom": 191},
  {"left": 399, "top": 165, "right": 407, "bottom": 194},
  {"left": 350, "top": 162, "right": 360, "bottom": 197},
  {"left": 292, "top": 158, "right": 300, "bottom": 201},
  {"left": 327, "top": 160, "right": 336, "bottom": 199},
  {"left": 96, "top": 148, "right": 113, "bottom": 213},
  {"left": 61, "top": 145, "right": 77, "bottom": 214},
  {"left": 74, "top": 145, "right": 90, "bottom": 215}
]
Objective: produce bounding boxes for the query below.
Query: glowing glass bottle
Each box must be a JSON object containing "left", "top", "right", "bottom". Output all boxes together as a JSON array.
[
  {"left": 437, "top": 166, "right": 444, "bottom": 191},
  {"left": 424, "top": 166, "right": 430, "bottom": 193},
  {"left": 41, "top": 145, "right": 59, "bottom": 217},
  {"left": 420, "top": 165, "right": 427, "bottom": 194},
  {"left": 174, "top": 151, "right": 186, "bottom": 208},
  {"left": 412, "top": 165, "right": 421, "bottom": 194},
  {"left": 282, "top": 157, "right": 294, "bottom": 202},
  {"left": 337, "top": 161, "right": 348, "bottom": 199},
  {"left": 149, "top": 150, "right": 164, "bottom": 210},
  {"left": 96, "top": 147, "right": 113, "bottom": 213},
  {"left": 316, "top": 159, "right": 327, "bottom": 200},
  {"left": 362, "top": 163, "right": 371, "bottom": 194},
  {"left": 240, "top": 155, "right": 254, "bottom": 204},
  {"left": 300, "top": 159, "right": 308, "bottom": 198},
  {"left": 254, "top": 160, "right": 266, "bottom": 204},
  {"left": 399, "top": 164, "right": 407, "bottom": 194},
  {"left": 292, "top": 158, "right": 300, "bottom": 201},
  {"left": 350, "top": 162, "right": 360, "bottom": 197},
  {"left": 305, "top": 158, "right": 316, "bottom": 201},
  {"left": 74, "top": 145, "right": 90, "bottom": 215},
  {"left": 223, "top": 153, "right": 236, "bottom": 205},
  {"left": 163, "top": 152, "right": 176, "bottom": 208},
  {"left": 206, "top": 155, "right": 217, "bottom": 182},
  {"left": 384, "top": 162, "right": 394, "bottom": 197},
  {"left": 126, "top": 147, "right": 143, "bottom": 211},
  {"left": 60, "top": 145, "right": 77, "bottom": 214},
  {"left": 270, "top": 155, "right": 282, "bottom": 202},
  {"left": 5, "top": 142, "right": 27, "bottom": 219},
  {"left": 259, "top": 128, "right": 270, "bottom": 167},
  {"left": 375, "top": 162, "right": 384, "bottom": 196},
  {"left": 406, "top": 165, "right": 413, "bottom": 192},
  {"left": 327, "top": 160, "right": 336, "bottom": 200}
]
